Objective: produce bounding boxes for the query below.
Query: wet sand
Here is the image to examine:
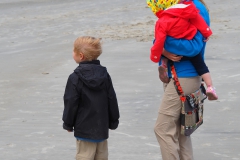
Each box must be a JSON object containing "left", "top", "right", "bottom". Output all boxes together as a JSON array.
[{"left": 0, "top": 0, "right": 240, "bottom": 159}]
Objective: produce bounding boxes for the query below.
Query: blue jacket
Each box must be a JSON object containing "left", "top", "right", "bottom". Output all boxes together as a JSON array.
[{"left": 163, "top": 0, "right": 210, "bottom": 78}]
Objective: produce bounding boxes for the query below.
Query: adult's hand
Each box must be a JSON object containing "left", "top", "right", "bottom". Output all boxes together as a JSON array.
[{"left": 162, "top": 49, "right": 182, "bottom": 62}]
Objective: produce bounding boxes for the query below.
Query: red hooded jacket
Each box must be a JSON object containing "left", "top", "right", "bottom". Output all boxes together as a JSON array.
[{"left": 151, "top": 2, "right": 212, "bottom": 63}]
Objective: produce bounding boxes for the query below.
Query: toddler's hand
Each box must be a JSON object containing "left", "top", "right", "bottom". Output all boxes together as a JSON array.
[
  {"left": 150, "top": 53, "right": 160, "bottom": 63},
  {"left": 204, "top": 37, "right": 210, "bottom": 42}
]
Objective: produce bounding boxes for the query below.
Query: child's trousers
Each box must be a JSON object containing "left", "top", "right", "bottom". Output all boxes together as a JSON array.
[
  {"left": 76, "top": 139, "right": 108, "bottom": 160},
  {"left": 154, "top": 77, "right": 201, "bottom": 160}
]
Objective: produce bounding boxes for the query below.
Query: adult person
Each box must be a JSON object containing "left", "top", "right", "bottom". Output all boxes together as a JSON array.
[{"left": 153, "top": 0, "right": 210, "bottom": 159}]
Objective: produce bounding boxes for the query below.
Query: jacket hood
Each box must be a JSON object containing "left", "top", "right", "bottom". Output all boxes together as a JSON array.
[
  {"left": 160, "top": 3, "right": 198, "bottom": 19},
  {"left": 74, "top": 60, "right": 108, "bottom": 90}
]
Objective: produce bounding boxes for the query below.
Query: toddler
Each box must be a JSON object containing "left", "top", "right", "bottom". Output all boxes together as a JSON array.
[{"left": 147, "top": 0, "right": 218, "bottom": 100}]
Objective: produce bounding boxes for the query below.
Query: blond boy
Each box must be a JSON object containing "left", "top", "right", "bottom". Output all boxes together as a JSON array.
[{"left": 62, "top": 36, "right": 120, "bottom": 160}]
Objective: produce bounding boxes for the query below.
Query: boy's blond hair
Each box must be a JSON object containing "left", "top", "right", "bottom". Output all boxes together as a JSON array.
[{"left": 74, "top": 36, "right": 102, "bottom": 61}]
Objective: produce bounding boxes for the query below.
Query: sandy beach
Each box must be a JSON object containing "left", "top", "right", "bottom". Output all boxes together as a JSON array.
[{"left": 0, "top": 0, "right": 240, "bottom": 159}]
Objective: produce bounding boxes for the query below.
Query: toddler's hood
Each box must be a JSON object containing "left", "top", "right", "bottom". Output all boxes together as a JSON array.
[{"left": 162, "top": 3, "right": 199, "bottom": 19}]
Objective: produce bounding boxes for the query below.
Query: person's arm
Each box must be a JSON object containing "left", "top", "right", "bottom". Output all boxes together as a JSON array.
[
  {"left": 62, "top": 74, "right": 81, "bottom": 131},
  {"left": 162, "top": 49, "right": 182, "bottom": 62},
  {"left": 190, "top": 13, "right": 212, "bottom": 39},
  {"left": 163, "top": 0, "right": 211, "bottom": 58},
  {"left": 164, "top": 31, "right": 204, "bottom": 57},
  {"left": 107, "top": 74, "right": 120, "bottom": 130},
  {"left": 150, "top": 21, "right": 167, "bottom": 63}
]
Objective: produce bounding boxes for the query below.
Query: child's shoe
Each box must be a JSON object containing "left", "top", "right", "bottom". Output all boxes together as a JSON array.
[
  {"left": 206, "top": 86, "right": 218, "bottom": 100},
  {"left": 158, "top": 58, "right": 169, "bottom": 83}
]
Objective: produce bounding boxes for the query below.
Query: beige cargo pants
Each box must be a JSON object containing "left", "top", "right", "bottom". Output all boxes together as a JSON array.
[
  {"left": 154, "top": 77, "right": 201, "bottom": 160},
  {"left": 76, "top": 139, "right": 108, "bottom": 160}
]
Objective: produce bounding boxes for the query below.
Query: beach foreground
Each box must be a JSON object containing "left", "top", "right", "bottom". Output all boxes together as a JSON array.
[{"left": 0, "top": 0, "right": 240, "bottom": 159}]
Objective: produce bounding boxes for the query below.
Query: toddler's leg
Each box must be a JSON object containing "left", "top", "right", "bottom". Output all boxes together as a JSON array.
[
  {"left": 158, "top": 57, "right": 170, "bottom": 83},
  {"left": 201, "top": 73, "right": 212, "bottom": 87},
  {"left": 202, "top": 73, "right": 218, "bottom": 100},
  {"left": 189, "top": 53, "right": 218, "bottom": 100}
]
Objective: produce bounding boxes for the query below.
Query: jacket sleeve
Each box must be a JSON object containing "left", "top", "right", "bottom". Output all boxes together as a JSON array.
[
  {"left": 150, "top": 21, "right": 167, "bottom": 63},
  {"left": 164, "top": 31, "right": 204, "bottom": 57},
  {"left": 62, "top": 73, "right": 81, "bottom": 131},
  {"left": 107, "top": 74, "right": 120, "bottom": 130},
  {"left": 190, "top": 13, "right": 212, "bottom": 38}
]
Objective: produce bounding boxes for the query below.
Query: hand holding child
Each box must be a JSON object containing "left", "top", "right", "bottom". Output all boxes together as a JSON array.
[{"left": 162, "top": 49, "right": 182, "bottom": 62}]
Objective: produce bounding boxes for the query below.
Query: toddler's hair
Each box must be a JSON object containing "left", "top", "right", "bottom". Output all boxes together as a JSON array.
[{"left": 74, "top": 36, "right": 102, "bottom": 61}]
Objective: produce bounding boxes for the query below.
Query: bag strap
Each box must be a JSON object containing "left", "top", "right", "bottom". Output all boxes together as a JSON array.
[{"left": 169, "top": 61, "right": 186, "bottom": 102}]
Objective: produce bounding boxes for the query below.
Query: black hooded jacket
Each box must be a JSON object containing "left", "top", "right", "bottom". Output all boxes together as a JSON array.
[{"left": 62, "top": 60, "right": 119, "bottom": 140}]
